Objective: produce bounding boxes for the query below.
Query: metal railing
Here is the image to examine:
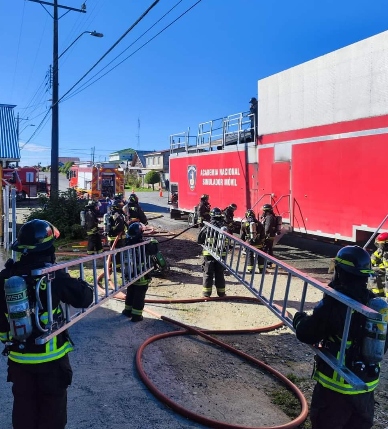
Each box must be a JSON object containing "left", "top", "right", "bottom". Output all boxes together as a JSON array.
[
  {"left": 29, "top": 241, "right": 153, "bottom": 345},
  {"left": 200, "top": 221, "right": 382, "bottom": 390}
]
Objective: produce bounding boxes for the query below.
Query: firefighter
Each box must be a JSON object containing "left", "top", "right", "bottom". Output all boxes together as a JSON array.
[
  {"left": 293, "top": 245, "right": 386, "bottom": 429},
  {"left": 107, "top": 204, "right": 126, "bottom": 270},
  {"left": 123, "top": 193, "right": 148, "bottom": 225},
  {"left": 260, "top": 203, "right": 277, "bottom": 260},
  {"left": 222, "top": 203, "right": 237, "bottom": 234},
  {"left": 197, "top": 207, "right": 227, "bottom": 297},
  {"left": 369, "top": 232, "right": 388, "bottom": 297},
  {"left": 121, "top": 222, "right": 152, "bottom": 322},
  {"left": 249, "top": 97, "right": 258, "bottom": 141},
  {"left": 0, "top": 220, "right": 93, "bottom": 429},
  {"left": 84, "top": 200, "right": 103, "bottom": 255},
  {"left": 240, "top": 209, "right": 265, "bottom": 273},
  {"left": 197, "top": 194, "right": 211, "bottom": 227}
]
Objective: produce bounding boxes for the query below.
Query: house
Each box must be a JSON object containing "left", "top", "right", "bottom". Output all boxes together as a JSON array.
[
  {"left": 143, "top": 149, "right": 170, "bottom": 185},
  {"left": 0, "top": 104, "right": 20, "bottom": 165}
]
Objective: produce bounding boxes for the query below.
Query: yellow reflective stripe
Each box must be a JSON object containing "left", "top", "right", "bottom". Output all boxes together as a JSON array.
[
  {"left": 40, "top": 306, "right": 61, "bottom": 325},
  {"left": 8, "top": 341, "right": 73, "bottom": 364},
  {"left": 0, "top": 331, "right": 8, "bottom": 341},
  {"left": 314, "top": 370, "right": 379, "bottom": 394}
]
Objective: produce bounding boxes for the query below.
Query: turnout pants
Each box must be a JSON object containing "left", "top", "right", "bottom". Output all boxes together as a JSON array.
[
  {"left": 87, "top": 232, "right": 103, "bottom": 254},
  {"left": 247, "top": 242, "right": 264, "bottom": 272},
  {"left": 124, "top": 281, "right": 149, "bottom": 317},
  {"left": 202, "top": 255, "right": 225, "bottom": 297},
  {"left": 309, "top": 382, "right": 374, "bottom": 429},
  {"left": 7, "top": 354, "right": 73, "bottom": 429}
]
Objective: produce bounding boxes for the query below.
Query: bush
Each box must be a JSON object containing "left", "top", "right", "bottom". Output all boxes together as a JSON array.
[
  {"left": 27, "top": 189, "right": 87, "bottom": 239},
  {"left": 144, "top": 170, "right": 160, "bottom": 190}
]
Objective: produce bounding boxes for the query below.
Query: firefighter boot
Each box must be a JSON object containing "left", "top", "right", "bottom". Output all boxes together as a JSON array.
[
  {"left": 131, "top": 315, "right": 143, "bottom": 322},
  {"left": 122, "top": 307, "right": 132, "bottom": 318}
]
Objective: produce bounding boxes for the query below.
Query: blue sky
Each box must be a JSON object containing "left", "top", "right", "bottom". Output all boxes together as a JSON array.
[{"left": 1, "top": 0, "right": 388, "bottom": 167}]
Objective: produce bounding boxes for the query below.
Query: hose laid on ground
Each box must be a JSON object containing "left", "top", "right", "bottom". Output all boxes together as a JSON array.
[{"left": 133, "top": 296, "right": 308, "bottom": 429}]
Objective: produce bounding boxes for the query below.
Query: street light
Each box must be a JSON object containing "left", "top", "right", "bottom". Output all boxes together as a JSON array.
[
  {"left": 58, "top": 31, "right": 104, "bottom": 59},
  {"left": 51, "top": 26, "right": 103, "bottom": 197}
]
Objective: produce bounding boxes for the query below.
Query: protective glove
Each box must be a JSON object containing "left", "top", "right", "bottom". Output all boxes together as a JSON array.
[{"left": 292, "top": 311, "right": 307, "bottom": 329}]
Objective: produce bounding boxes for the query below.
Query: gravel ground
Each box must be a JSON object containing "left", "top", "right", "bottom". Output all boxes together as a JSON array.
[{"left": 0, "top": 189, "right": 387, "bottom": 428}]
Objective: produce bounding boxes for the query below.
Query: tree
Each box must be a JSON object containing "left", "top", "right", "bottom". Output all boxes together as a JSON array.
[{"left": 144, "top": 170, "right": 160, "bottom": 190}]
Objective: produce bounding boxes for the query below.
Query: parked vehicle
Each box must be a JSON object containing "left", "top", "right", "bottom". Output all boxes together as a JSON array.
[
  {"left": 169, "top": 30, "right": 388, "bottom": 243},
  {"left": 68, "top": 163, "right": 124, "bottom": 200},
  {"left": 2, "top": 167, "right": 49, "bottom": 200}
]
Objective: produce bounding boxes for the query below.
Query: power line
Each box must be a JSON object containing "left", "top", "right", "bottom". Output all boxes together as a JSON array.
[
  {"left": 63, "top": 0, "right": 184, "bottom": 97},
  {"left": 61, "top": 0, "right": 202, "bottom": 103},
  {"left": 10, "top": 1, "right": 26, "bottom": 99},
  {"left": 20, "top": 109, "right": 52, "bottom": 149},
  {"left": 59, "top": 0, "right": 161, "bottom": 103}
]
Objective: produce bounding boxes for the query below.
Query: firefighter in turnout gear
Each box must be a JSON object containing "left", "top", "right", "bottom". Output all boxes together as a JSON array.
[
  {"left": 123, "top": 193, "right": 148, "bottom": 225},
  {"left": 121, "top": 223, "right": 152, "bottom": 322},
  {"left": 0, "top": 220, "right": 93, "bottom": 429},
  {"left": 240, "top": 209, "right": 265, "bottom": 273},
  {"left": 222, "top": 203, "right": 237, "bottom": 234},
  {"left": 293, "top": 246, "right": 388, "bottom": 429},
  {"left": 260, "top": 203, "right": 277, "bottom": 260},
  {"left": 197, "top": 194, "right": 211, "bottom": 227},
  {"left": 369, "top": 232, "right": 388, "bottom": 298},
  {"left": 197, "top": 207, "right": 227, "bottom": 297},
  {"left": 107, "top": 205, "right": 126, "bottom": 269},
  {"left": 84, "top": 200, "right": 103, "bottom": 254}
]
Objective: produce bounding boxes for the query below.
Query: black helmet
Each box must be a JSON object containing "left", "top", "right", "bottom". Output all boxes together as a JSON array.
[
  {"left": 229, "top": 203, "right": 237, "bottom": 211},
  {"left": 126, "top": 222, "right": 143, "bottom": 245},
  {"left": 129, "top": 193, "right": 138, "bottom": 204},
  {"left": 200, "top": 194, "right": 209, "bottom": 201},
  {"left": 11, "top": 219, "right": 60, "bottom": 254},
  {"left": 210, "top": 207, "right": 223, "bottom": 219},
  {"left": 249, "top": 97, "right": 257, "bottom": 104},
  {"left": 114, "top": 193, "right": 123, "bottom": 201},
  {"left": 262, "top": 204, "right": 273, "bottom": 212},
  {"left": 85, "top": 200, "right": 97, "bottom": 209},
  {"left": 334, "top": 246, "right": 374, "bottom": 277},
  {"left": 245, "top": 209, "right": 255, "bottom": 219}
]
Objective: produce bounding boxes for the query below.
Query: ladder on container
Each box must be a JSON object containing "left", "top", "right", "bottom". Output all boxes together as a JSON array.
[{"left": 200, "top": 221, "right": 382, "bottom": 391}]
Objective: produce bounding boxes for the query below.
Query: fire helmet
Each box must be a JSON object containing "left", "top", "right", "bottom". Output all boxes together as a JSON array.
[
  {"left": 375, "top": 232, "right": 388, "bottom": 249},
  {"left": 249, "top": 97, "right": 257, "bottom": 104},
  {"left": 126, "top": 222, "right": 143, "bottom": 245},
  {"left": 210, "top": 207, "right": 223, "bottom": 219},
  {"left": 229, "top": 203, "right": 237, "bottom": 211},
  {"left": 11, "top": 219, "right": 60, "bottom": 254},
  {"left": 334, "top": 245, "right": 374, "bottom": 277},
  {"left": 262, "top": 204, "right": 273, "bottom": 212},
  {"left": 201, "top": 194, "right": 209, "bottom": 201},
  {"left": 129, "top": 193, "right": 139, "bottom": 204},
  {"left": 245, "top": 209, "right": 255, "bottom": 219}
]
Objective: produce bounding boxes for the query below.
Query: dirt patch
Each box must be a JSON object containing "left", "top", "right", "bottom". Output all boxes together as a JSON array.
[{"left": 137, "top": 231, "right": 388, "bottom": 429}]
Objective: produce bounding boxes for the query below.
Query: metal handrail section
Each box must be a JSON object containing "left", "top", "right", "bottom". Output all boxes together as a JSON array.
[
  {"left": 201, "top": 221, "right": 382, "bottom": 390},
  {"left": 30, "top": 241, "right": 153, "bottom": 345}
]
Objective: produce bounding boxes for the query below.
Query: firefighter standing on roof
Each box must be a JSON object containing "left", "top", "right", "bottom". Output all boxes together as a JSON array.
[
  {"left": 0, "top": 220, "right": 93, "bottom": 429},
  {"left": 84, "top": 200, "right": 103, "bottom": 255},
  {"left": 240, "top": 209, "right": 265, "bottom": 273},
  {"left": 369, "top": 232, "right": 388, "bottom": 298},
  {"left": 293, "top": 246, "right": 388, "bottom": 429},
  {"left": 260, "top": 204, "right": 277, "bottom": 259},
  {"left": 197, "top": 194, "right": 211, "bottom": 227},
  {"left": 123, "top": 193, "right": 148, "bottom": 225},
  {"left": 121, "top": 223, "right": 152, "bottom": 322},
  {"left": 197, "top": 207, "right": 227, "bottom": 297},
  {"left": 222, "top": 203, "right": 237, "bottom": 234}
]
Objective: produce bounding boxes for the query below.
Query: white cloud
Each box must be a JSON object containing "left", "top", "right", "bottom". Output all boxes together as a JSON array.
[{"left": 20, "top": 143, "right": 50, "bottom": 153}]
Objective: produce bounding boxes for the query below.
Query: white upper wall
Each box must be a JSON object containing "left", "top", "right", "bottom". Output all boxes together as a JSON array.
[{"left": 258, "top": 30, "right": 388, "bottom": 135}]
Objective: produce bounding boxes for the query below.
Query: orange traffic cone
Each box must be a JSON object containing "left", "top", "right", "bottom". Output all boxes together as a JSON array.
[{"left": 159, "top": 187, "right": 163, "bottom": 197}]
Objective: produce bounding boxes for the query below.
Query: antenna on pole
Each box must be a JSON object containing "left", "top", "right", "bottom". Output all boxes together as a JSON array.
[{"left": 136, "top": 118, "right": 140, "bottom": 149}]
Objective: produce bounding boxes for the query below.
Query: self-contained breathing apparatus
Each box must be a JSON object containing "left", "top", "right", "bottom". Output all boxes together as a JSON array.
[
  {"left": 2, "top": 272, "right": 65, "bottom": 355},
  {"left": 146, "top": 238, "right": 169, "bottom": 276}
]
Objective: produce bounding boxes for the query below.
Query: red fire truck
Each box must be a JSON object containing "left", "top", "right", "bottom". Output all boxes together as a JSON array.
[
  {"left": 2, "top": 167, "right": 49, "bottom": 200},
  {"left": 169, "top": 30, "right": 388, "bottom": 244},
  {"left": 68, "top": 163, "right": 124, "bottom": 199}
]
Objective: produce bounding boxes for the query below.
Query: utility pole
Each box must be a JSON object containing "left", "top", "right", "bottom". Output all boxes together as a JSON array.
[
  {"left": 136, "top": 118, "right": 141, "bottom": 149},
  {"left": 27, "top": 0, "right": 86, "bottom": 197}
]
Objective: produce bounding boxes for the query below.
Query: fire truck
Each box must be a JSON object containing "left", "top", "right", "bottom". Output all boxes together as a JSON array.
[
  {"left": 68, "top": 163, "right": 124, "bottom": 199},
  {"left": 2, "top": 167, "right": 49, "bottom": 200},
  {"left": 169, "top": 30, "right": 388, "bottom": 244}
]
